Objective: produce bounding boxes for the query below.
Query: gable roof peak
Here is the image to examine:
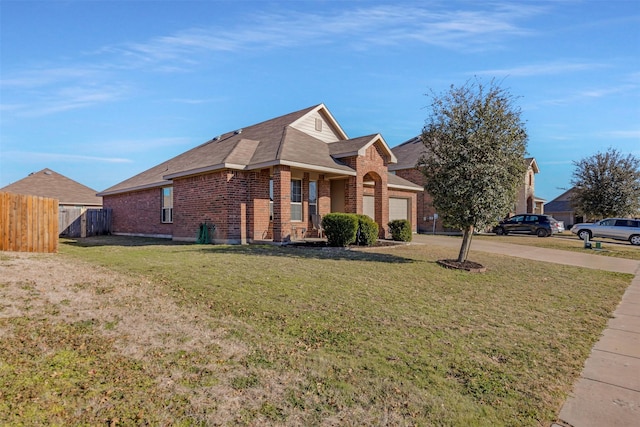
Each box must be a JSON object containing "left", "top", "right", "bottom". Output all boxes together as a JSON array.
[{"left": 289, "top": 103, "right": 349, "bottom": 141}]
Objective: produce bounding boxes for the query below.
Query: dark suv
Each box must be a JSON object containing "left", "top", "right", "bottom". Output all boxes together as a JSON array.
[{"left": 493, "top": 214, "right": 560, "bottom": 237}]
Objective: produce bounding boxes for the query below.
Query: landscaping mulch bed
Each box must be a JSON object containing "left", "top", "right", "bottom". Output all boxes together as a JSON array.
[{"left": 437, "top": 258, "right": 487, "bottom": 272}]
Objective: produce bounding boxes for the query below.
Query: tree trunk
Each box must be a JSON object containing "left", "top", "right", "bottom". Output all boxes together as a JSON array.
[{"left": 457, "top": 225, "right": 474, "bottom": 262}]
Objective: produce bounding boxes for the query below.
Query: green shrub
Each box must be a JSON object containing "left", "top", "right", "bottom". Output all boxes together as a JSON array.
[
  {"left": 322, "top": 213, "right": 358, "bottom": 247},
  {"left": 388, "top": 219, "right": 412, "bottom": 242},
  {"left": 356, "top": 214, "right": 379, "bottom": 246}
]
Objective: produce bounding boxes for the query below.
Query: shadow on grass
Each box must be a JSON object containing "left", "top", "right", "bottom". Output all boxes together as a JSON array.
[
  {"left": 195, "top": 244, "right": 416, "bottom": 263},
  {"left": 61, "top": 236, "right": 416, "bottom": 264},
  {"left": 61, "top": 236, "right": 184, "bottom": 247}
]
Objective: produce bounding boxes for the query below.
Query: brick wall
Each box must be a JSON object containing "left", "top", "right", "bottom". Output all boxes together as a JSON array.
[
  {"left": 272, "top": 165, "right": 291, "bottom": 242},
  {"left": 393, "top": 168, "right": 449, "bottom": 234},
  {"left": 103, "top": 188, "right": 173, "bottom": 237},
  {"left": 340, "top": 143, "right": 390, "bottom": 238},
  {"left": 173, "top": 171, "right": 256, "bottom": 244}
]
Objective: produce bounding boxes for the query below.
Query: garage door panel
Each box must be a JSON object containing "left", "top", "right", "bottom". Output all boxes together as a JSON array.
[{"left": 389, "top": 197, "right": 408, "bottom": 221}]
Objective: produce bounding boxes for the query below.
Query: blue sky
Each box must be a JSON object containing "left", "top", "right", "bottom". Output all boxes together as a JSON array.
[{"left": 1, "top": 0, "right": 639, "bottom": 202}]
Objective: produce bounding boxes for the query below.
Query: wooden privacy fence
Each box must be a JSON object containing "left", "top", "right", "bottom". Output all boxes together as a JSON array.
[
  {"left": 59, "top": 208, "right": 112, "bottom": 238},
  {"left": 0, "top": 192, "right": 59, "bottom": 253}
]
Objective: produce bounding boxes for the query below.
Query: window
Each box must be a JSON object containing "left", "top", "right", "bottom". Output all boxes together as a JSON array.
[
  {"left": 615, "top": 219, "right": 638, "bottom": 227},
  {"left": 308, "top": 181, "right": 317, "bottom": 219},
  {"left": 161, "top": 187, "right": 173, "bottom": 223},
  {"left": 291, "top": 179, "right": 302, "bottom": 221},
  {"left": 269, "top": 179, "right": 273, "bottom": 221}
]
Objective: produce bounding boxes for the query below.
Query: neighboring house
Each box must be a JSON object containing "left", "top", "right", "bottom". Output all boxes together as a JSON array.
[
  {"left": 98, "top": 104, "right": 423, "bottom": 244},
  {"left": 518, "top": 157, "right": 541, "bottom": 215},
  {"left": 390, "top": 137, "right": 541, "bottom": 233},
  {"left": 544, "top": 187, "right": 583, "bottom": 228},
  {"left": 0, "top": 168, "right": 102, "bottom": 209},
  {"left": 1, "top": 168, "right": 104, "bottom": 237}
]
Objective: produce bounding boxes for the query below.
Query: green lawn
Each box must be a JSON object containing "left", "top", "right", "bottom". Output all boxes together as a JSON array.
[{"left": 0, "top": 236, "right": 633, "bottom": 426}]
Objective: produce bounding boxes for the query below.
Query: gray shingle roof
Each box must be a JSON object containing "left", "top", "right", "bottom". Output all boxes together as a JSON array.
[
  {"left": 544, "top": 187, "right": 576, "bottom": 213},
  {"left": 391, "top": 138, "right": 540, "bottom": 175},
  {"left": 389, "top": 136, "right": 424, "bottom": 171},
  {"left": 387, "top": 173, "right": 423, "bottom": 190},
  {"left": 0, "top": 168, "right": 102, "bottom": 206},
  {"left": 544, "top": 200, "right": 574, "bottom": 212},
  {"left": 99, "top": 104, "right": 404, "bottom": 196}
]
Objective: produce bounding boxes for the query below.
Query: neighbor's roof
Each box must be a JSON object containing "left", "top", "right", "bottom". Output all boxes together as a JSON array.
[
  {"left": 99, "top": 104, "right": 399, "bottom": 196},
  {"left": 389, "top": 136, "right": 424, "bottom": 171},
  {"left": 545, "top": 187, "right": 577, "bottom": 213},
  {"left": 387, "top": 173, "right": 423, "bottom": 191},
  {"left": 0, "top": 168, "right": 102, "bottom": 206},
  {"left": 525, "top": 157, "right": 540, "bottom": 173},
  {"left": 544, "top": 200, "right": 574, "bottom": 213},
  {"left": 390, "top": 137, "right": 540, "bottom": 175}
]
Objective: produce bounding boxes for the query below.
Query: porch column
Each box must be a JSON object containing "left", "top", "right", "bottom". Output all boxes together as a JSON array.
[
  {"left": 272, "top": 165, "right": 291, "bottom": 242},
  {"left": 318, "top": 175, "right": 331, "bottom": 216},
  {"left": 376, "top": 173, "right": 389, "bottom": 238},
  {"left": 345, "top": 175, "right": 362, "bottom": 214}
]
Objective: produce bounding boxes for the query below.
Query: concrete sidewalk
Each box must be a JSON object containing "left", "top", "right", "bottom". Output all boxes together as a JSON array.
[{"left": 411, "top": 235, "right": 640, "bottom": 426}]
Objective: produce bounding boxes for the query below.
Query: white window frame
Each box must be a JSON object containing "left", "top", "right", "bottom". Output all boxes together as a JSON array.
[
  {"left": 161, "top": 186, "right": 173, "bottom": 223},
  {"left": 291, "top": 179, "right": 302, "bottom": 222},
  {"left": 308, "top": 180, "right": 317, "bottom": 220}
]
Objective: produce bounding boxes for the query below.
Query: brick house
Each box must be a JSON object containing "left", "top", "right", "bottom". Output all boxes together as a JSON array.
[
  {"left": 98, "top": 104, "right": 422, "bottom": 244},
  {"left": 390, "top": 136, "right": 540, "bottom": 233}
]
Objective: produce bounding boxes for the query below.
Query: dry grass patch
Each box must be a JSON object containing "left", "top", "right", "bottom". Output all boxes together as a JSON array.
[{"left": 0, "top": 236, "right": 633, "bottom": 426}]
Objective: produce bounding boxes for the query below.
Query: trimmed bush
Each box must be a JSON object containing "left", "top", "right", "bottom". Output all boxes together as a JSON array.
[
  {"left": 356, "top": 214, "right": 379, "bottom": 246},
  {"left": 322, "top": 213, "right": 358, "bottom": 247},
  {"left": 388, "top": 219, "right": 412, "bottom": 242}
]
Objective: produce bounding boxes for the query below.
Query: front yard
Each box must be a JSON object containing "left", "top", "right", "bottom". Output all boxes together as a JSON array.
[{"left": 0, "top": 236, "right": 633, "bottom": 425}]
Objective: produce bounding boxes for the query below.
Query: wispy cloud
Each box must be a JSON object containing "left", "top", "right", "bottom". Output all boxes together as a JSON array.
[
  {"left": 542, "top": 82, "right": 637, "bottom": 106},
  {"left": 3, "top": 151, "right": 132, "bottom": 163},
  {"left": 597, "top": 130, "right": 640, "bottom": 139},
  {"left": 1, "top": 3, "right": 545, "bottom": 116},
  {"left": 107, "top": 3, "right": 544, "bottom": 66},
  {"left": 0, "top": 66, "right": 104, "bottom": 88},
  {"left": 473, "top": 61, "right": 604, "bottom": 77},
  {"left": 4, "top": 84, "right": 129, "bottom": 118}
]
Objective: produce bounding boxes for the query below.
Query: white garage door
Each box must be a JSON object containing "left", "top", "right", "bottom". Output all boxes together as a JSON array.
[
  {"left": 389, "top": 197, "right": 408, "bottom": 221},
  {"left": 363, "top": 195, "right": 375, "bottom": 219}
]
